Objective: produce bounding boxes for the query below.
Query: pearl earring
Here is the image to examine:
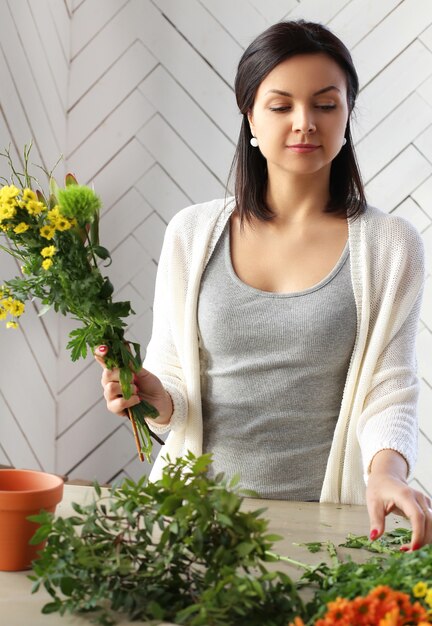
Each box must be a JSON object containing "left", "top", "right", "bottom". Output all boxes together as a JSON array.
[
  {"left": 342, "top": 138, "right": 347, "bottom": 146},
  {"left": 250, "top": 137, "right": 259, "bottom": 147}
]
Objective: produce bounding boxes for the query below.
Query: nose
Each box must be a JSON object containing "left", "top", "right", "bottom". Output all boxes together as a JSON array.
[{"left": 292, "top": 106, "right": 316, "bottom": 134}]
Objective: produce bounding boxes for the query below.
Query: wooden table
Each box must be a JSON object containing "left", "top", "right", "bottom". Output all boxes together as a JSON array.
[{"left": 0, "top": 484, "right": 402, "bottom": 625}]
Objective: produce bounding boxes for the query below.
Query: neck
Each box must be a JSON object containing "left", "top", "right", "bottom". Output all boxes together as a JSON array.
[{"left": 265, "top": 166, "right": 332, "bottom": 227}]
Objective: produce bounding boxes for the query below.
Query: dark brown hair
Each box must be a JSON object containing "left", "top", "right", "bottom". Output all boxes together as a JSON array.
[{"left": 228, "top": 20, "right": 366, "bottom": 223}]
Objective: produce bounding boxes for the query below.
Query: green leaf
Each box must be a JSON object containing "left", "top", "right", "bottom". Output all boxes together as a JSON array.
[{"left": 60, "top": 577, "right": 77, "bottom": 596}]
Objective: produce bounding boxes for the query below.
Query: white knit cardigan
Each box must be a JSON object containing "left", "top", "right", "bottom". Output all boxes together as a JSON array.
[{"left": 144, "top": 198, "right": 425, "bottom": 505}]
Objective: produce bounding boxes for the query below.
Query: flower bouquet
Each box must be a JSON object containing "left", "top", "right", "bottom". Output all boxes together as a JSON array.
[{"left": 0, "top": 144, "right": 162, "bottom": 462}]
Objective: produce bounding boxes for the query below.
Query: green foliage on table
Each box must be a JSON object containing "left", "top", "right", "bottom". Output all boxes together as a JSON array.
[
  {"left": 28, "top": 453, "right": 304, "bottom": 626},
  {"left": 294, "top": 532, "right": 432, "bottom": 624}
]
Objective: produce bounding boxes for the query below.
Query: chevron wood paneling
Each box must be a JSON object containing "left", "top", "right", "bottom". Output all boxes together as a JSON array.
[
  {"left": 0, "top": 1, "right": 431, "bottom": 497},
  {"left": 0, "top": 0, "right": 70, "bottom": 473}
]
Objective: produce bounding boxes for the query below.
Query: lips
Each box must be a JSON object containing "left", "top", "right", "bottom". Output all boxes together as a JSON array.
[{"left": 287, "top": 144, "right": 320, "bottom": 153}]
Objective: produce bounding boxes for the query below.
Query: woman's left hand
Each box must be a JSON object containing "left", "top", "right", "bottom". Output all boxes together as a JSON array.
[{"left": 366, "top": 450, "right": 432, "bottom": 551}]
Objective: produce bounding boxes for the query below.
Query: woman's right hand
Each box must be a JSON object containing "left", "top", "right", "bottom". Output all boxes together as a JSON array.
[{"left": 94, "top": 346, "right": 173, "bottom": 424}]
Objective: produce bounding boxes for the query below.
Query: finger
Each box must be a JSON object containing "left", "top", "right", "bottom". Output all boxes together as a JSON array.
[
  {"left": 403, "top": 501, "right": 427, "bottom": 550},
  {"left": 101, "top": 367, "right": 122, "bottom": 385},
  {"left": 103, "top": 381, "right": 138, "bottom": 402},
  {"left": 94, "top": 345, "right": 109, "bottom": 367},
  {"left": 366, "top": 497, "right": 386, "bottom": 541}
]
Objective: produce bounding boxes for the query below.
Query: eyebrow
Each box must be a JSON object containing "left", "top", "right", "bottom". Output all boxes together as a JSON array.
[{"left": 265, "top": 85, "right": 341, "bottom": 97}]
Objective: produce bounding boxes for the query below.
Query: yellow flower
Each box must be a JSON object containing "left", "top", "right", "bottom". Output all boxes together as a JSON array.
[
  {"left": 0, "top": 185, "right": 20, "bottom": 202},
  {"left": 22, "top": 188, "right": 37, "bottom": 202},
  {"left": 54, "top": 216, "right": 72, "bottom": 231},
  {"left": 6, "top": 321, "right": 18, "bottom": 329},
  {"left": 41, "top": 245, "right": 57, "bottom": 258},
  {"left": 413, "top": 582, "right": 428, "bottom": 598},
  {"left": 10, "top": 300, "right": 25, "bottom": 317},
  {"left": 13, "top": 222, "right": 30, "bottom": 234},
  {"left": 40, "top": 225, "right": 56, "bottom": 240},
  {"left": 0, "top": 309, "right": 7, "bottom": 320},
  {"left": 42, "top": 258, "right": 53, "bottom": 270},
  {"left": 47, "top": 205, "right": 61, "bottom": 222},
  {"left": 0, "top": 203, "right": 16, "bottom": 220},
  {"left": 1, "top": 296, "right": 13, "bottom": 312},
  {"left": 26, "top": 200, "right": 44, "bottom": 216},
  {"left": 425, "top": 589, "right": 432, "bottom": 608}
]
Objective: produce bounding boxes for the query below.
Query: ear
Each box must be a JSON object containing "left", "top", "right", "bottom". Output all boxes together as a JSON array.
[{"left": 247, "top": 110, "right": 255, "bottom": 136}]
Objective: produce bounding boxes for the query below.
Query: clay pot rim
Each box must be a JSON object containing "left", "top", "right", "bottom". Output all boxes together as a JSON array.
[{"left": 0, "top": 468, "right": 64, "bottom": 497}]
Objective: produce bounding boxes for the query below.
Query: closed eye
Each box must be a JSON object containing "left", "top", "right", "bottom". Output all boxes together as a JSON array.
[{"left": 269, "top": 105, "right": 337, "bottom": 112}]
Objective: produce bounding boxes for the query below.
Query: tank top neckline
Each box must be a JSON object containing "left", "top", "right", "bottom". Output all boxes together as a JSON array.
[{"left": 224, "top": 219, "right": 350, "bottom": 299}]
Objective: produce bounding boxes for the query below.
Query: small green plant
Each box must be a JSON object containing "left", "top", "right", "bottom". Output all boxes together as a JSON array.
[{"left": 28, "top": 453, "right": 304, "bottom": 626}]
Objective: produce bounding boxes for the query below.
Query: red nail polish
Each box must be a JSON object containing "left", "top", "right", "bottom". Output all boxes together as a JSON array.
[
  {"left": 370, "top": 529, "right": 379, "bottom": 541},
  {"left": 98, "top": 345, "right": 108, "bottom": 353},
  {"left": 399, "top": 546, "right": 409, "bottom": 552},
  {"left": 413, "top": 543, "right": 421, "bottom": 551}
]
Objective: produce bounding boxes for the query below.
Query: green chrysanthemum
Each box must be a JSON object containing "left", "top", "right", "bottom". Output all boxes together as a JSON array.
[{"left": 58, "top": 185, "right": 101, "bottom": 225}]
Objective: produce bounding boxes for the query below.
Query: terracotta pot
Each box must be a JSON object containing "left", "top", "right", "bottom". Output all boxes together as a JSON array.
[{"left": 0, "top": 469, "right": 64, "bottom": 571}]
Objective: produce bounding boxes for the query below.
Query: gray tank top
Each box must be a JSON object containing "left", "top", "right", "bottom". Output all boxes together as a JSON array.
[{"left": 197, "top": 219, "right": 357, "bottom": 500}]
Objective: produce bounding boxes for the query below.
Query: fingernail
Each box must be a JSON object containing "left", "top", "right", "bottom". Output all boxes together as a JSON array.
[
  {"left": 413, "top": 543, "right": 421, "bottom": 551},
  {"left": 133, "top": 374, "right": 139, "bottom": 384},
  {"left": 369, "top": 529, "right": 379, "bottom": 541},
  {"left": 399, "top": 546, "right": 409, "bottom": 552},
  {"left": 98, "top": 345, "right": 108, "bottom": 354}
]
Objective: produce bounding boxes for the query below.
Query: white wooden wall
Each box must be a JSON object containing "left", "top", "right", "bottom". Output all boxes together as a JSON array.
[{"left": 0, "top": 0, "right": 431, "bottom": 496}]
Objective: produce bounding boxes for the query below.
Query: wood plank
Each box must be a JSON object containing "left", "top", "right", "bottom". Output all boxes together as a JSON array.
[
  {"left": 419, "top": 22, "right": 432, "bottom": 52},
  {"left": 65, "top": 423, "right": 137, "bottom": 482},
  {"left": 351, "top": 0, "right": 432, "bottom": 86},
  {"left": 417, "top": 326, "right": 432, "bottom": 384},
  {"left": 57, "top": 402, "right": 123, "bottom": 475},
  {"left": 0, "top": 392, "right": 42, "bottom": 471},
  {"left": 68, "top": 89, "right": 155, "bottom": 180},
  {"left": 7, "top": 0, "right": 66, "bottom": 146},
  {"left": 328, "top": 0, "right": 401, "bottom": 48},
  {"left": 135, "top": 164, "right": 190, "bottom": 223},
  {"left": 100, "top": 187, "right": 153, "bottom": 253},
  {"left": 105, "top": 235, "right": 153, "bottom": 295},
  {"left": 68, "top": 0, "right": 138, "bottom": 105},
  {"left": 137, "top": 115, "right": 225, "bottom": 203},
  {"left": 154, "top": 0, "right": 242, "bottom": 84},
  {"left": 418, "top": 74, "right": 432, "bottom": 107},
  {"left": 0, "top": 49, "right": 44, "bottom": 171},
  {"left": 287, "top": 0, "right": 351, "bottom": 23},
  {"left": 393, "top": 197, "right": 430, "bottom": 233},
  {"left": 48, "top": 0, "right": 71, "bottom": 63},
  {"left": 413, "top": 431, "right": 432, "bottom": 498},
  {"left": 412, "top": 175, "right": 432, "bottom": 217},
  {"left": 365, "top": 145, "right": 431, "bottom": 212},
  {"left": 89, "top": 138, "right": 154, "bottom": 210},
  {"left": 57, "top": 360, "right": 105, "bottom": 433},
  {"left": 129, "top": 258, "right": 158, "bottom": 309},
  {"left": 0, "top": 325, "right": 56, "bottom": 471},
  {"left": 356, "top": 93, "right": 432, "bottom": 182},
  {"left": 133, "top": 212, "right": 167, "bottom": 263},
  {"left": 139, "top": 66, "right": 235, "bottom": 183},
  {"left": 71, "top": 0, "right": 129, "bottom": 57},
  {"left": 137, "top": 0, "right": 239, "bottom": 139},
  {"left": 247, "top": 0, "right": 297, "bottom": 23},
  {"left": 68, "top": 41, "right": 157, "bottom": 153},
  {"left": 199, "top": 0, "right": 271, "bottom": 47},
  {"left": 419, "top": 378, "right": 432, "bottom": 442},
  {"left": 414, "top": 122, "right": 432, "bottom": 162},
  {"left": 28, "top": 0, "right": 69, "bottom": 111},
  {"left": 352, "top": 41, "right": 432, "bottom": 142}
]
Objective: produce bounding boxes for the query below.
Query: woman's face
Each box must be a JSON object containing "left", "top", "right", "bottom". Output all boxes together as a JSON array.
[{"left": 248, "top": 53, "right": 350, "bottom": 179}]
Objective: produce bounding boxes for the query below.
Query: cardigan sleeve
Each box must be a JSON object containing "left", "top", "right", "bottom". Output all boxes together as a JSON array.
[
  {"left": 142, "top": 217, "right": 188, "bottom": 435},
  {"left": 356, "top": 217, "right": 425, "bottom": 482}
]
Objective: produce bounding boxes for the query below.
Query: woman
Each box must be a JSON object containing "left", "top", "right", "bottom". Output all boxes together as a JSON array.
[{"left": 96, "top": 21, "right": 430, "bottom": 549}]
